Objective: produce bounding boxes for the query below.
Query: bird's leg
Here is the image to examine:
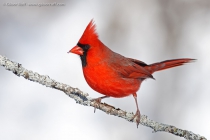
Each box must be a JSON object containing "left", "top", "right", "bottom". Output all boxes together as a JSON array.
[
  {"left": 91, "top": 96, "right": 109, "bottom": 113},
  {"left": 132, "top": 93, "right": 141, "bottom": 128}
]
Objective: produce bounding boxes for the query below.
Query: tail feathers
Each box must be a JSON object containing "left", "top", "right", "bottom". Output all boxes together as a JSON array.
[{"left": 145, "top": 58, "right": 195, "bottom": 73}]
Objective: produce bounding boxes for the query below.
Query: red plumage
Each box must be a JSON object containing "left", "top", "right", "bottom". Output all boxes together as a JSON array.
[{"left": 69, "top": 20, "right": 194, "bottom": 127}]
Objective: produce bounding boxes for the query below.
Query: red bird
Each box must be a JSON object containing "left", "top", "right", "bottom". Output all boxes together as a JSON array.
[{"left": 69, "top": 20, "right": 194, "bottom": 127}]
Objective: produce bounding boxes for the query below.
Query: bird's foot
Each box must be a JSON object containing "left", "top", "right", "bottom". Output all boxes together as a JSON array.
[
  {"left": 91, "top": 96, "right": 109, "bottom": 113},
  {"left": 132, "top": 110, "right": 141, "bottom": 128},
  {"left": 91, "top": 97, "right": 102, "bottom": 113}
]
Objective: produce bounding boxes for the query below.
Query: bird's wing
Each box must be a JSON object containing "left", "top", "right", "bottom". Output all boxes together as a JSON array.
[{"left": 110, "top": 54, "right": 154, "bottom": 79}]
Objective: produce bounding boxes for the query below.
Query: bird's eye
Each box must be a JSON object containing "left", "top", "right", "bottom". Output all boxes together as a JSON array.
[
  {"left": 77, "top": 43, "right": 90, "bottom": 52},
  {"left": 84, "top": 45, "right": 90, "bottom": 51}
]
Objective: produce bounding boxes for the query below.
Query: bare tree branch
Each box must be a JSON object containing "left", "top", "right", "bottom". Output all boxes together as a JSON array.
[{"left": 0, "top": 55, "right": 206, "bottom": 140}]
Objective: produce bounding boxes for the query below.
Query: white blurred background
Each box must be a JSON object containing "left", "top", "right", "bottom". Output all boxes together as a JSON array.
[{"left": 0, "top": 0, "right": 210, "bottom": 140}]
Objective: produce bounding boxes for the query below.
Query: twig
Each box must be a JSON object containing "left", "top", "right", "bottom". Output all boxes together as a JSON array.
[{"left": 0, "top": 55, "right": 206, "bottom": 140}]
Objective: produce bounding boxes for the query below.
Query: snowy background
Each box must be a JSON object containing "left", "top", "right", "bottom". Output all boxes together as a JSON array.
[{"left": 0, "top": 0, "right": 210, "bottom": 140}]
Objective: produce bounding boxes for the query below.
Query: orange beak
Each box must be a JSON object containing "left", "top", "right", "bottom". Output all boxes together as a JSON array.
[{"left": 68, "top": 46, "right": 84, "bottom": 55}]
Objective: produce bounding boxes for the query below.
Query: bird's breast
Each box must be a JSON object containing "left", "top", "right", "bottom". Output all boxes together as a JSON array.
[{"left": 82, "top": 63, "right": 141, "bottom": 98}]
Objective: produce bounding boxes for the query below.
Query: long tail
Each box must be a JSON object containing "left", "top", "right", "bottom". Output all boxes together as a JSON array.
[{"left": 145, "top": 58, "right": 195, "bottom": 74}]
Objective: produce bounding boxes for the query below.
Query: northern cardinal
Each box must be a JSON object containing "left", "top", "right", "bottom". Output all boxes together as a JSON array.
[{"left": 69, "top": 20, "right": 194, "bottom": 127}]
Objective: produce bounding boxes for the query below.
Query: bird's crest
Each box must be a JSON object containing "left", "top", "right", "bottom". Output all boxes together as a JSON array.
[{"left": 78, "top": 19, "right": 99, "bottom": 45}]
